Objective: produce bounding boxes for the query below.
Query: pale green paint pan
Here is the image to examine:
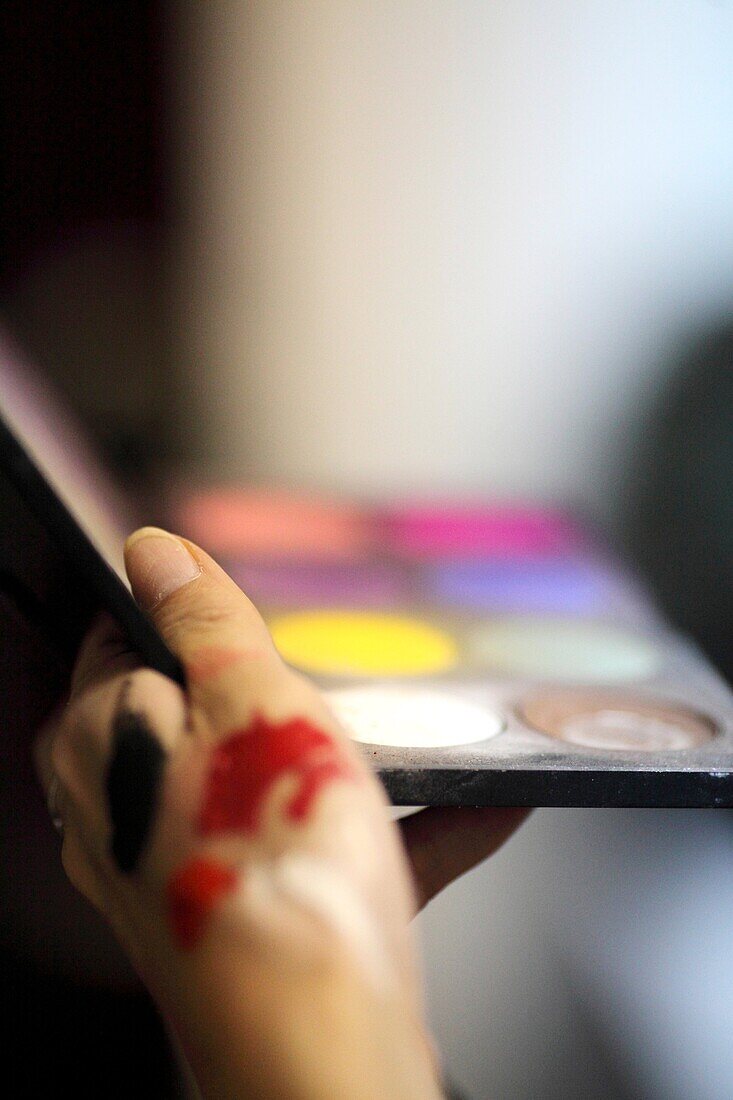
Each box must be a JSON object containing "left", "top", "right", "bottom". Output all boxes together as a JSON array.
[{"left": 470, "top": 618, "right": 660, "bottom": 681}]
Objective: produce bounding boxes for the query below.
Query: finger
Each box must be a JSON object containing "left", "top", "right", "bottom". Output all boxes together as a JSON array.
[
  {"left": 34, "top": 705, "right": 65, "bottom": 803},
  {"left": 42, "top": 668, "right": 188, "bottom": 876},
  {"left": 124, "top": 528, "right": 301, "bottom": 725},
  {"left": 34, "top": 725, "right": 96, "bottom": 892},
  {"left": 70, "top": 612, "right": 142, "bottom": 699},
  {"left": 37, "top": 613, "right": 175, "bottom": 842},
  {"left": 57, "top": 798, "right": 110, "bottom": 911},
  {"left": 124, "top": 529, "right": 385, "bottom": 856},
  {"left": 398, "top": 807, "right": 531, "bottom": 909}
]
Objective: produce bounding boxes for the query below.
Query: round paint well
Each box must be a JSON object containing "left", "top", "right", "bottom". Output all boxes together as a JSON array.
[
  {"left": 269, "top": 611, "right": 458, "bottom": 677},
  {"left": 327, "top": 687, "right": 505, "bottom": 747},
  {"left": 520, "top": 690, "right": 717, "bottom": 751},
  {"left": 470, "top": 619, "right": 660, "bottom": 680}
]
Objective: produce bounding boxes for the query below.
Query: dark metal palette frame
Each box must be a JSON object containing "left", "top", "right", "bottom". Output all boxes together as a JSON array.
[
  {"left": 0, "top": 412, "right": 186, "bottom": 688},
  {"left": 376, "top": 767, "right": 732, "bottom": 808}
]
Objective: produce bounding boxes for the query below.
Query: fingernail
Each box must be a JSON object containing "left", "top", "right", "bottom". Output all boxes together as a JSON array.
[{"left": 125, "top": 528, "right": 201, "bottom": 610}]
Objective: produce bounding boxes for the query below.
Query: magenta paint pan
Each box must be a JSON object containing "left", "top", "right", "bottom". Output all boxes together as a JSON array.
[{"left": 385, "top": 504, "right": 589, "bottom": 559}]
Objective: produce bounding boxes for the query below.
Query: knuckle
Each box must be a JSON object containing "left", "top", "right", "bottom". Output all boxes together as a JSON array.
[
  {"left": 158, "top": 590, "right": 242, "bottom": 635},
  {"left": 158, "top": 581, "right": 274, "bottom": 651},
  {"left": 71, "top": 624, "right": 140, "bottom": 699},
  {"left": 125, "top": 667, "right": 189, "bottom": 747},
  {"left": 128, "top": 666, "right": 185, "bottom": 708}
]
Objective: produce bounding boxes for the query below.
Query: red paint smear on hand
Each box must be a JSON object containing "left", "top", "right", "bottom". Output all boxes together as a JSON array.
[
  {"left": 168, "top": 857, "right": 238, "bottom": 951},
  {"left": 199, "top": 715, "right": 356, "bottom": 836},
  {"left": 187, "top": 645, "right": 265, "bottom": 683}
]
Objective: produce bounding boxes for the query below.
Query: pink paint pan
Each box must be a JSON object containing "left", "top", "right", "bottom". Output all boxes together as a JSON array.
[{"left": 173, "top": 488, "right": 373, "bottom": 560}]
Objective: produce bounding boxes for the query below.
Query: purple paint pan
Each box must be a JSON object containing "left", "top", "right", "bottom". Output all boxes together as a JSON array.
[
  {"left": 428, "top": 559, "right": 618, "bottom": 614},
  {"left": 223, "top": 559, "right": 407, "bottom": 608}
]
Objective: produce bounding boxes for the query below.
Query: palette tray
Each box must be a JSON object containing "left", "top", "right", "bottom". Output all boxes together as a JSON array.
[{"left": 173, "top": 490, "right": 733, "bottom": 808}]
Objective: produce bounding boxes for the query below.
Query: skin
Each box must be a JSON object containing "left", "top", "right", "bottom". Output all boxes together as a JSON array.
[{"left": 35, "top": 528, "right": 529, "bottom": 1099}]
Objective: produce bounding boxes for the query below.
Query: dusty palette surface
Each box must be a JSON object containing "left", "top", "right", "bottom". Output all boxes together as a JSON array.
[{"left": 174, "top": 490, "right": 733, "bottom": 807}]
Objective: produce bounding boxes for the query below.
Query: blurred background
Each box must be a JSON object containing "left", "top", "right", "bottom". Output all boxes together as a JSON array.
[{"left": 1, "top": 2, "right": 732, "bottom": 1097}]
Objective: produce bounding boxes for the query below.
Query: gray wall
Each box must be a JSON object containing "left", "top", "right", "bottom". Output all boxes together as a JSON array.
[{"left": 174, "top": 2, "right": 733, "bottom": 512}]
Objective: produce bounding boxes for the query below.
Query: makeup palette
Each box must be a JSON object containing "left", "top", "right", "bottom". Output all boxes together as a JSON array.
[{"left": 174, "top": 490, "right": 733, "bottom": 807}]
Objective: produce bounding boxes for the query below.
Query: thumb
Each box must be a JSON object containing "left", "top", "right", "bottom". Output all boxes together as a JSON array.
[{"left": 124, "top": 527, "right": 278, "bottom": 676}]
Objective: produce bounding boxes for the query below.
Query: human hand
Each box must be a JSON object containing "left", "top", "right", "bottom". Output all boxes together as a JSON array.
[
  {"left": 35, "top": 528, "right": 528, "bottom": 1098},
  {"left": 398, "top": 804, "right": 530, "bottom": 910}
]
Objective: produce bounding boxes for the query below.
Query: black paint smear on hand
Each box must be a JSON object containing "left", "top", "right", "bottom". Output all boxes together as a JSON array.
[{"left": 107, "top": 696, "right": 166, "bottom": 875}]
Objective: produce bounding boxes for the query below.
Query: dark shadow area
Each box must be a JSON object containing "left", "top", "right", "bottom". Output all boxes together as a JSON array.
[
  {"left": 0, "top": 0, "right": 173, "bottom": 491},
  {"left": 0, "top": 5, "right": 184, "bottom": 1093},
  {"left": 621, "top": 328, "right": 733, "bottom": 684},
  {"left": 5, "top": 949, "right": 182, "bottom": 1098}
]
